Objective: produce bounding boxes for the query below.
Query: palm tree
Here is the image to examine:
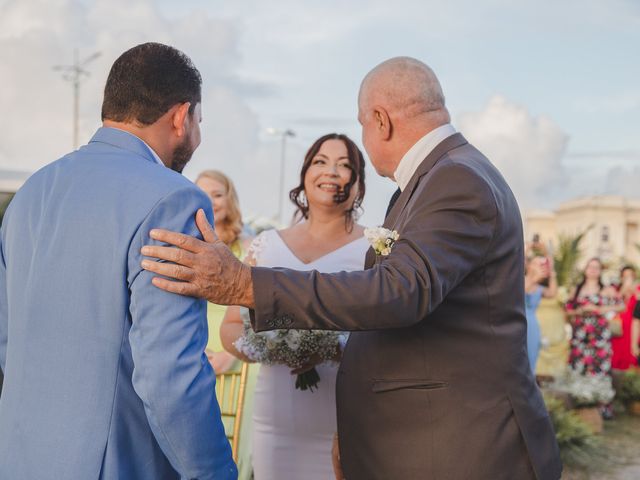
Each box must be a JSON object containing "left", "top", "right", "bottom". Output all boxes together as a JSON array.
[{"left": 554, "top": 226, "right": 592, "bottom": 287}]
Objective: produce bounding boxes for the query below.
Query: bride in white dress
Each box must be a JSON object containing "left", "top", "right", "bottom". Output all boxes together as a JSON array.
[{"left": 220, "top": 134, "right": 369, "bottom": 479}]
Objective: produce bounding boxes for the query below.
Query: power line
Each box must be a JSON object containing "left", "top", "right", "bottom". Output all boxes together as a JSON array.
[{"left": 53, "top": 49, "right": 102, "bottom": 149}]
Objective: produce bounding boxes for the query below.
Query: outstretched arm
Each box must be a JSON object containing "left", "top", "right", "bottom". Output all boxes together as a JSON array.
[
  {"left": 129, "top": 187, "right": 236, "bottom": 480},
  {"left": 141, "top": 163, "right": 497, "bottom": 332},
  {"left": 248, "top": 163, "right": 496, "bottom": 331}
]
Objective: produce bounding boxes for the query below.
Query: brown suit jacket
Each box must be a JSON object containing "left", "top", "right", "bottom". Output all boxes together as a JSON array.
[{"left": 251, "top": 133, "right": 562, "bottom": 479}]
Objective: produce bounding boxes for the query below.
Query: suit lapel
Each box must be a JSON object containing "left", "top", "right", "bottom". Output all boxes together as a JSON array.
[
  {"left": 364, "top": 242, "right": 377, "bottom": 268},
  {"left": 365, "top": 133, "right": 468, "bottom": 269},
  {"left": 384, "top": 133, "right": 468, "bottom": 230}
]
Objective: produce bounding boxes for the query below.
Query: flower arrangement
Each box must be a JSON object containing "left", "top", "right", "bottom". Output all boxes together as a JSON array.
[
  {"left": 616, "top": 369, "right": 640, "bottom": 404},
  {"left": 364, "top": 227, "right": 399, "bottom": 256},
  {"left": 233, "top": 308, "right": 347, "bottom": 391},
  {"left": 553, "top": 369, "right": 615, "bottom": 407}
]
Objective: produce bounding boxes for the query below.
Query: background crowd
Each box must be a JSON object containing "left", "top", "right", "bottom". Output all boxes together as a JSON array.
[{"left": 525, "top": 246, "right": 640, "bottom": 423}]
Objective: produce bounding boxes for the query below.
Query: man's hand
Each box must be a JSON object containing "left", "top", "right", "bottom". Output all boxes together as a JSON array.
[
  {"left": 332, "top": 432, "right": 345, "bottom": 480},
  {"left": 140, "top": 209, "right": 255, "bottom": 307}
]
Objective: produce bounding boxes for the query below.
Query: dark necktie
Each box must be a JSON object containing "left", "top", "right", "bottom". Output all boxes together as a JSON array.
[{"left": 385, "top": 187, "right": 401, "bottom": 218}]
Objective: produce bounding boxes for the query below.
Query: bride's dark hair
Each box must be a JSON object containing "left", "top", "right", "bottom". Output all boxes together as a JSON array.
[{"left": 289, "top": 133, "right": 366, "bottom": 231}]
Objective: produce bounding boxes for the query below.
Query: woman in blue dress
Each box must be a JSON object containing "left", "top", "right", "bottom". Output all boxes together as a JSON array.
[{"left": 524, "top": 255, "right": 558, "bottom": 373}]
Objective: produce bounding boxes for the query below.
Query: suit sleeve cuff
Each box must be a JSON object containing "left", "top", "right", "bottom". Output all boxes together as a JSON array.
[{"left": 250, "top": 266, "right": 277, "bottom": 332}]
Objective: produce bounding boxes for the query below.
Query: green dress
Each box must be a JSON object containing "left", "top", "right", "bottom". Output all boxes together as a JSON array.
[
  {"left": 207, "top": 239, "right": 257, "bottom": 480},
  {"left": 206, "top": 239, "right": 245, "bottom": 353}
]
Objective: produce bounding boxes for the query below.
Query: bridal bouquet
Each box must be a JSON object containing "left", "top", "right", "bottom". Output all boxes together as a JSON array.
[{"left": 234, "top": 308, "right": 347, "bottom": 391}]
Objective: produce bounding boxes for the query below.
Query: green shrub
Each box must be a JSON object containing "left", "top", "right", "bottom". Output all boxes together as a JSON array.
[
  {"left": 616, "top": 369, "right": 640, "bottom": 403},
  {"left": 543, "top": 394, "right": 605, "bottom": 468}
]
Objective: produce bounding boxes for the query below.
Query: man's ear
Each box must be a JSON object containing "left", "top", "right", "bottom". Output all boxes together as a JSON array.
[
  {"left": 171, "top": 102, "right": 191, "bottom": 137},
  {"left": 374, "top": 106, "right": 392, "bottom": 141}
]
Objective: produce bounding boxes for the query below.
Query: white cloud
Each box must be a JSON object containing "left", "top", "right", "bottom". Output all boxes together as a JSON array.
[
  {"left": 3, "top": 0, "right": 637, "bottom": 225},
  {"left": 0, "top": 0, "right": 247, "bottom": 166},
  {"left": 0, "top": 0, "right": 396, "bottom": 226},
  {"left": 0, "top": 0, "right": 291, "bottom": 220},
  {"left": 457, "top": 96, "right": 640, "bottom": 210},
  {"left": 457, "top": 95, "right": 570, "bottom": 209}
]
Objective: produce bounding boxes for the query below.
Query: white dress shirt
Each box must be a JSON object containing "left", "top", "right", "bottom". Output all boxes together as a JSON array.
[
  {"left": 109, "top": 127, "right": 165, "bottom": 166},
  {"left": 393, "top": 123, "right": 457, "bottom": 191}
]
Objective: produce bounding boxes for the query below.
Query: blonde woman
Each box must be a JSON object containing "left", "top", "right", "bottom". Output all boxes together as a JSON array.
[{"left": 195, "top": 170, "right": 251, "bottom": 373}]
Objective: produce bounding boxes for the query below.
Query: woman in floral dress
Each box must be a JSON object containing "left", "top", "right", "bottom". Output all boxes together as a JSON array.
[{"left": 565, "top": 258, "right": 625, "bottom": 418}]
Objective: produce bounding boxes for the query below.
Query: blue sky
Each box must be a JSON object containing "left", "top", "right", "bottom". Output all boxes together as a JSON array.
[{"left": 1, "top": 0, "right": 638, "bottom": 225}]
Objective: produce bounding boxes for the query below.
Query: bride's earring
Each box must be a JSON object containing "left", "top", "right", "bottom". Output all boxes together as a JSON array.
[{"left": 299, "top": 191, "right": 308, "bottom": 208}]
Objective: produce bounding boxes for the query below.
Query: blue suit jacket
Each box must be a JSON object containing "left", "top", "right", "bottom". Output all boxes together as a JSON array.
[{"left": 0, "top": 128, "right": 237, "bottom": 479}]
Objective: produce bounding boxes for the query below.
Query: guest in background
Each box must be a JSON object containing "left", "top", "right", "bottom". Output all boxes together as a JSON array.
[
  {"left": 612, "top": 265, "right": 639, "bottom": 369},
  {"left": 195, "top": 170, "right": 251, "bottom": 374},
  {"left": 618, "top": 265, "right": 637, "bottom": 301},
  {"left": 524, "top": 253, "right": 557, "bottom": 373},
  {"left": 196, "top": 170, "right": 258, "bottom": 480},
  {"left": 633, "top": 293, "right": 640, "bottom": 362},
  {"left": 565, "top": 258, "right": 625, "bottom": 418}
]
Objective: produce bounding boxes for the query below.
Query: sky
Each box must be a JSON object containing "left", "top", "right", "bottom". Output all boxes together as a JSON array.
[{"left": 0, "top": 0, "right": 638, "bottom": 226}]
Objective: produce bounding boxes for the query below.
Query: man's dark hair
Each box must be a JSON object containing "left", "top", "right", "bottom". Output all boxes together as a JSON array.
[{"left": 101, "top": 42, "right": 202, "bottom": 125}]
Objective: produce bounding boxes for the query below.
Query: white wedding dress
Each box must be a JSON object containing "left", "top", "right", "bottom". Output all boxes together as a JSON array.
[{"left": 248, "top": 229, "right": 369, "bottom": 480}]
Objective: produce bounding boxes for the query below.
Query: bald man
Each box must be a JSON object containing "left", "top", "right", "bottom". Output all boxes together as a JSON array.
[{"left": 141, "top": 57, "right": 562, "bottom": 479}]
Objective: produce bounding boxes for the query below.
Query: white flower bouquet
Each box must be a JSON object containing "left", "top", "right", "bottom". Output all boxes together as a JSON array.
[
  {"left": 554, "top": 369, "right": 615, "bottom": 407},
  {"left": 233, "top": 308, "right": 347, "bottom": 391}
]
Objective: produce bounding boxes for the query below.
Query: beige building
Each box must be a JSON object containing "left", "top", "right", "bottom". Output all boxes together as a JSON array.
[{"left": 525, "top": 196, "right": 640, "bottom": 269}]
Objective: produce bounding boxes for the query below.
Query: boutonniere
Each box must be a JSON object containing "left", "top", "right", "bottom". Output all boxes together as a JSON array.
[{"left": 364, "top": 227, "right": 399, "bottom": 256}]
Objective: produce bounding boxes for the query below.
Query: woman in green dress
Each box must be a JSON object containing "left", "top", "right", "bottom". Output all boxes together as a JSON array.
[{"left": 195, "top": 170, "right": 256, "bottom": 479}]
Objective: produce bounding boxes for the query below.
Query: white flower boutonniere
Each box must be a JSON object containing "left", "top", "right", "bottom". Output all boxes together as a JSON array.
[{"left": 364, "top": 227, "right": 399, "bottom": 256}]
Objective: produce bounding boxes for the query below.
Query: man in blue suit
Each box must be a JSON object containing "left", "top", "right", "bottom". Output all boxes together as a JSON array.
[{"left": 0, "top": 43, "right": 237, "bottom": 479}]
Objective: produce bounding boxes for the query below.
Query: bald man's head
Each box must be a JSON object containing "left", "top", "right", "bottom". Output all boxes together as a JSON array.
[
  {"left": 359, "top": 57, "right": 448, "bottom": 122},
  {"left": 356, "top": 57, "right": 451, "bottom": 178}
]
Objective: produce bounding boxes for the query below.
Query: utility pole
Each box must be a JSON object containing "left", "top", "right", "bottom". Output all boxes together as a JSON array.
[
  {"left": 266, "top": 128, "right": 296, "bottom": 224},
  {"left": 53, "top": 49, "right": 101, "bottom": 149}
]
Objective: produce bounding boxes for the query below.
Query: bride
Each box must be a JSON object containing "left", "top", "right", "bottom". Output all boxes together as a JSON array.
[{"left": 221, "top": 133, "right": 369, "bottom": 479}]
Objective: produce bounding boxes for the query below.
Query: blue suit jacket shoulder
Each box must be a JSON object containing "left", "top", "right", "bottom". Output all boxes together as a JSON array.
[{"left": 0, "top": 128, "right": 237, "bottom": 480}]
